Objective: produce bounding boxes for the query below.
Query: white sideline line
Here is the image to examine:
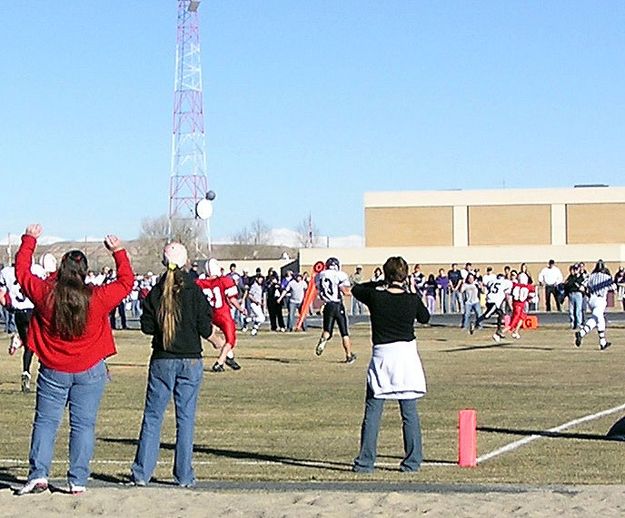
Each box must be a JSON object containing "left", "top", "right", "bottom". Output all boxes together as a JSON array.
[{"left": 477, "top": 402, "right": 625, "bottom": 464}]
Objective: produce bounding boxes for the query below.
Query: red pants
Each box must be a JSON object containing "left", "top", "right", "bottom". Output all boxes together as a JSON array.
[
  {"left": 213, "top": 311, "right": 237, "bottom": 347},
  {"left": 509, "top": 302, "right": 527, "bottom": 330}
]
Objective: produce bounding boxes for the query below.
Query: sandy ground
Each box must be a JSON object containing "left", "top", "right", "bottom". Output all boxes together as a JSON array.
[{"left": 1, "top": 485, "right": 625, "bottom": 517}]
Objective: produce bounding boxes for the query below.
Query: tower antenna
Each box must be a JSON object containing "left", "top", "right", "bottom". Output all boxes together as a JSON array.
[{"left": 168, "top": 0, "right": 212, "bottom": 253}]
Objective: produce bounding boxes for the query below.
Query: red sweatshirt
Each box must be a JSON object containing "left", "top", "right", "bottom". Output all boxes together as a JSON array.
[{"left": 15, "top": 234, "right": 134, "bottom": 373}]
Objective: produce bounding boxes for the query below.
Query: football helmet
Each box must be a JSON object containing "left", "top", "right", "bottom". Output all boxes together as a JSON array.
[{"left": 325, "top": 257, "right": 340, "bottom": 270}]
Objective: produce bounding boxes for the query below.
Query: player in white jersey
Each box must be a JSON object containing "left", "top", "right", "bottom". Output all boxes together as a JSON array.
[
  {"left": 314, "top": 257, "right": 356, "bottom": 364},
  {"left": 0, "top": 256, "right": 55, "bottom": 392},
  {"left": 575, "top": 260, "right": 616, "bottom": 350},
  {"left": 470, "top": 274, "right": 513, "bottom": 342}
]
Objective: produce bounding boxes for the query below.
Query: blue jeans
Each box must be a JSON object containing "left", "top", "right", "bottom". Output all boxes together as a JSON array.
[
  {"left": 569, "top": 292, "right": 584, "bottom": 329},
  {"left": 353, "top": 385, "right": 422, "bottom": 472},
  {"left": 28, "top": 361, "right": 107, "bottom": 487},
  {"left": 450, "top": 290, "right": 463, "bottom": 313},
  {"left": 132, "top": 358, "right": 203, "bottom": 486},
  {"left": 287, "top": 301, "right": 305, "bottom": 331},
  {"left": 463, "top": 302, "right": 482, "bottom": 329}
]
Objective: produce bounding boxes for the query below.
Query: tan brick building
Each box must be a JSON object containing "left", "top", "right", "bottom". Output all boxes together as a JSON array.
[{"left": 300, "top": 186, "right": 625, "bottom": 284}]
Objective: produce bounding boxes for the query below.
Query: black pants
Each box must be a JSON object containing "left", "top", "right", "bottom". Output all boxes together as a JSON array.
[
  {"left": 15, "top": 309, "right": 34, "bottom": 373},
  {"left": 545, "top": 285, "right": 561, "bottom": 312},
  {"left": 110, "top": 302, "right": 127, "bottom": 329},
  {"left": 475, "top": 303, "right": 504, "bottom": 333},
  {"left": 268, "top": 303, "right": 285, "bottom": 331}
]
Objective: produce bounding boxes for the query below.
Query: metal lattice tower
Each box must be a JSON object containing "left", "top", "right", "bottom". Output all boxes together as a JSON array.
[{"left": 168, "top": 0, "right": 211, "bottom": 249}]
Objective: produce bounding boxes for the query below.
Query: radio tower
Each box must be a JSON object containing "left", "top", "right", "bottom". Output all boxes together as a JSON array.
[{"left": 168, "top": 0, "right": 211, "bottom": 250}]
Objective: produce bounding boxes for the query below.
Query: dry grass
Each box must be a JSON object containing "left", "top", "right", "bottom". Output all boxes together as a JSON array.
[{"left": 1, "top": 322, "right": 624, "bottom": 485}]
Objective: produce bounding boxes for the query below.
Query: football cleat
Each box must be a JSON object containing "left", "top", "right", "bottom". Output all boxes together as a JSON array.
[
  {"left": 225, "top": 357, "right": 241, "bottom": 370},
  {"left": 21, "top": 371, "right": 31, "bottom": 393},
  {"left": 211, "top": 362, "right": 225, "bottom": 372},
  {"left": 492, "top": 333, "right": 501, "bottom": 343},
  {"left": 512, "top": 332, "right": 521, "bottom": 340},
  {"left": 315, "top": 337, "right": 328, "bottom": 356},
  {"left": 345, "top": 353, "right": 357, "bottom": 365},
  {"left": 575, "top": 331, "right": 583, "bottom": 347}
]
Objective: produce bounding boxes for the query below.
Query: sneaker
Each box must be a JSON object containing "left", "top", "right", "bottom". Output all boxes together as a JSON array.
[
  {"left": 575, "top": 331, "right": 583, "bottom": 347},
  {"left": 469, "top": 321, "right": 476, "bottom": 335},
  {"left": 69, "top": 483, "right": 86, "bottom": 495},
  {"left": 600, "top": 341, "right": 612, "bottom": 351},
  {"left": 8, "top": 334, "right": 22, "bottom": 355},
  {"left": 21, "top": 371, "right": 31, "bottom": 393},
  {"left": 16, "top": 478, "right": 48, "bottom": 495},
  {"left": 345, "top": 353, "right": 357, "bottom": 364},
  {"left": 315, "top": 337, "right": 327, "bottom": 356},
  {"left": 225, "top": 357, "right": 241, "bottom": 370},
  {"left": 211, "top": 362, "right": 225, "bottom": 372},
  {"left": 124, "top": 478, "right": 147, "bottom": 487},
  {"left": 241, "top": 327, "right": 249, "bottom": 333},
  {"left": 511, "top": 332, "right": 521, "bottom": 340},
  {"left": 492, "top": 333, "right": 501, "bottom": 343}
]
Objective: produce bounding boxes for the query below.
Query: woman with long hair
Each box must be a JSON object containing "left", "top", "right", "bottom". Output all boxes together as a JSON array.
[
  {"left": 14, "top": 224, "right": 133, "bottom": 495},
  {"left": 130, "top": 242, "right": 213, "bottom": 487}
]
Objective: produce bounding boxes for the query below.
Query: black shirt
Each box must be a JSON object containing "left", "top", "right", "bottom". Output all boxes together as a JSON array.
[
  {"left": 352, "top": 281, "right": 430, "bottom": 345},
  {"left": 141, "top": 271, "right": 213, "bottom": 359}
]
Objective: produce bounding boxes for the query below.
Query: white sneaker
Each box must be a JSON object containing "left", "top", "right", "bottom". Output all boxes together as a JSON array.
[
  {"left": 69, "top": 483, "right": 86, "bottom": 495},
  {"left": 315, "top": 337, "right": 328, "bottom": 356},
  {"left": 512, "top": 332, "right": 521, "bottom": 339},
  {"left": 16, "top": 477, "right": 48, "bottom": 495},
  {"left": 8, "top": 334, "right": 22, "bottom": 355},
  {"left": 492, "top": 333, "right": 501, "bottom": 343}
]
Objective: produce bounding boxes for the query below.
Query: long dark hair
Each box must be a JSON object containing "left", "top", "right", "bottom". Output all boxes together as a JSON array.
[{"left": 51, "top": 250, "right": 91, "bottom": 339}]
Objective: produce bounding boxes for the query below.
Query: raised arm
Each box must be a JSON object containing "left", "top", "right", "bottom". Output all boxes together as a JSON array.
[
  {"left": 95, "top": 235, "right": 134, "bottom": 310},
  {"left": 15, "top": 224, "right": 47, "bottom": 305}
]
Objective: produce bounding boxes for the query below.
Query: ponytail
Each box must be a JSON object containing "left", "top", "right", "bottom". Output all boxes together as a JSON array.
[{"left": 158, "top": 266, "right": 185, "bottom": 349}]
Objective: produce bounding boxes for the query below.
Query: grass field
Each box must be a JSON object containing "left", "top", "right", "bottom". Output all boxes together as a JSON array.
[{"left": 1, "top": 321, "right": 624, "bottom": 486}]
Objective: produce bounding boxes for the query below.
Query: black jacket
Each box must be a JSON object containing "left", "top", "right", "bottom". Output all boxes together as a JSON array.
[{"left": 141, "top": 272, "right": 213, "bottom": 359}]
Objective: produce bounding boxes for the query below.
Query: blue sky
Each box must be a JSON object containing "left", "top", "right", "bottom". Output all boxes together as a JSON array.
[{"left": 1, "top": 1, "right": 624, "bottom": 242}]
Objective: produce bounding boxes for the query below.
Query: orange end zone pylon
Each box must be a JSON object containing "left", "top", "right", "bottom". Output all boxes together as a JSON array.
[{"left": 295, "top": 261, "right": 325, "bottom": 331}]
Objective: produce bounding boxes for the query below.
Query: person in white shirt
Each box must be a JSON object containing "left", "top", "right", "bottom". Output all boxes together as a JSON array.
[
  {"left": 314, "top": 257, "right": 356, "bottom": 364},
  {"left": 538, "top": 259, "right": 563, "bottom": 311}
]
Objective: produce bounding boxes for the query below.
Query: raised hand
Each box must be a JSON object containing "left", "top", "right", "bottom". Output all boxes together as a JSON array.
[
  {"left": 25, "top": 224, "right": 43, "bottom": 239},
  {"left": 104, "top": 235, "right": 123, "bottom": 253}
]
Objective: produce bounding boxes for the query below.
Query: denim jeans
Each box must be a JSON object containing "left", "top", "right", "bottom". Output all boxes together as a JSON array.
[
  {"left": 353, "top": 385, "right": 422, "bottom": 472},
  {"left": 463, "top": 302, "right": 482, "bottom": 329},
  {"left": 28, "top": 360, "right": 107, "bottom": 487},
  {"left": 568, "top": 291, "right": 584, "bottom": 329},
  {"left": 287, "top": 301, "right": 305, "bottom": 331},
  {"left": 132, "top": 358, "right": 203, "bottom": 486},
  {"left": 450, "top": 290, "right": 463, "bottom": 313},
  {"left": 351, "top": 297, "right": 365, "bottom": 317}
]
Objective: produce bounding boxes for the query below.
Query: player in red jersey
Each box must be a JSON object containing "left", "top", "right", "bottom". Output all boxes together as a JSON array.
[
  {"left": 502, "top": 273, "right": 536, "bottom": 340},
  {"left": 196, "top": 258, "right": 247, "bottom": 372}
]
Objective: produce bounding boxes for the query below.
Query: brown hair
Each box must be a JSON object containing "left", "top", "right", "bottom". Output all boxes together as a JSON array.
[
  {"left": 52, "top": 250, "right": 91, "bottom": 340},
  {"left": 158, "top": 267, "right": 186, "bottom": 349},
  {"left": 383, "top": 256, "right": 409, "bottom": 283}
]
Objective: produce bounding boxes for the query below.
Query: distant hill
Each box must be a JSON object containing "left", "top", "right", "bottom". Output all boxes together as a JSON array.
[{"left": 31, "top": 240, "right": 298, "bottom": 274}]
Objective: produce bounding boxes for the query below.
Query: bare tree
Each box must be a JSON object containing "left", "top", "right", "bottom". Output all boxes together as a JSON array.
[
  {"left": 232, "top": 219, "right": 271, "bottom": 246},
  {"left": 138, "top": 215, "right": 204, "bottom": 261},
  {"left": 295, "top": 214, "right": 321, "bottom": 248},
  {"left": 232, "top": 226, "right": 253, "bottom": 245},
  {"left": 250, "top": 219, "right": 271, "bottom": 245}
]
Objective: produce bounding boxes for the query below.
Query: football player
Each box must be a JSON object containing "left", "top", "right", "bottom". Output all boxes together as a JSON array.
[
  {"left": 470, "top": 273, "right": 513, "bottom": 342},
  {"left": 314, "top": 257, "right": 356, "bottom": 364},
  {"left": 196, "top": 259, "right": 247, "bottom": 372}
]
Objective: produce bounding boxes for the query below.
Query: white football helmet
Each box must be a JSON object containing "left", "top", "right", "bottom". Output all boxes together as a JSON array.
[{"left": 205, "top": 258, "right": 221, "bottom": 277}]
